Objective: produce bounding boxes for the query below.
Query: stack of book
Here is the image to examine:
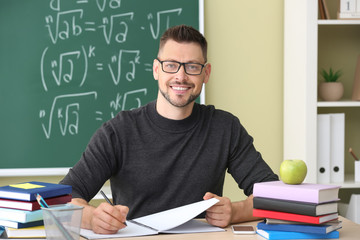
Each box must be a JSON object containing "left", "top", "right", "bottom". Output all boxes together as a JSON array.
[
  {"left": 253, "top": 181, "right": 341, "bottom": 240},
  {"left": 0, "top": 181, "right": 72, "bottom": 238}
]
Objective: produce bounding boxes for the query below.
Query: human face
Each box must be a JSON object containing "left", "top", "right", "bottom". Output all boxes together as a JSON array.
[{"left": 153, "top": 40, "right": 210, "bottom": 108}]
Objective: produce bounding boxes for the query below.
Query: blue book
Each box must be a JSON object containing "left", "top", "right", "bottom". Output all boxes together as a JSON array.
[
  {"left": 257, "top": 221, "right": 342, "bottom": 234},
  {"left": 0, "top": 219, "right": 44, "bottom": 229},
  {"left": 0, "top": 181, "right": 71, "bottom": 201},
  {"left": 0, "top": 208, "right": 43, "bottom": 223},
  {"left": 256, "top": 229, "right": 339, "bottom": 240}
]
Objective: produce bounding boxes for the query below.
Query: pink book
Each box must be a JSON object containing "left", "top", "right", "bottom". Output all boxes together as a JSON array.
[{"left": 253, "top": 181, "right": 340, "bottom": 204}]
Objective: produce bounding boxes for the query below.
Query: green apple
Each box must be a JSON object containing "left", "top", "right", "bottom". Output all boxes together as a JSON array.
[{"left": 280, "top": 159, "right": 307, "bottom": 184}]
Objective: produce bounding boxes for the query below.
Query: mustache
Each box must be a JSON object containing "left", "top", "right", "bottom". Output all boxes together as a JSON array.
[{"left": 168, "top": 80, "right": 195, "bottom": 87}]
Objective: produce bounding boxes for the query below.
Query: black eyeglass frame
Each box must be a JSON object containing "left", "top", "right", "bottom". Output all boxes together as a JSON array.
[{"left": 156, "top": 58, "right": 206, "bottom": 76}]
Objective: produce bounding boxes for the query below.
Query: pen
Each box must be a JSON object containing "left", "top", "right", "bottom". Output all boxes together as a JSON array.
[
  {"left": 100, "top": 190, "right": 113, "bottom": 205},
  {"left": 100, "top": 190, "right": 127, "bottom": 226},
  {"left": 36, "top": 193, "right": 49, "bottom": 208},
  {"left": 349, "top": 148, "right": 359, "bottom": 161}
]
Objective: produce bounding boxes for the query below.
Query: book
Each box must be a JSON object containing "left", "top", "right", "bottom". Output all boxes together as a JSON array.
[
  {"left": 0, "top": 182, "right": 72, "bottom": 201},
  {"left": 256, "top": 229, "right": 339, "bottom": 240},
  {"left": 0, "top": 194, "right": 72, "bottom": 211},
  {"left": 80, "top": 198, "right": 225, "bottom": 239},
  {"left": 319, "top": 0, "right": 326, "bottom": 19},
  {"left": 265, "top": 218, "right": 341, "bottom": 226},
  {"left": 322, "top": 0, "right": 330, "bottom": 19},
  {"left": 0, "top": 219, "right": 43, "bottom": 229},
  {"left": 253, "top": 197, "right": 338, "bottom": 216},
  {"left": 257, "top": 220, "right": 342, "bottom": 234},
  {"left": 252, "top": 209, "right": 338, "bottom": 224},
  {"left": 253, "top": 181, "right": 340, "bottom": 204},
  {"left": 5, "top": 225, "right": 45, "bottom": 238},
  {"left": 319, "top": 0, "right": 330, "bottom": 19},
  {"left": 0, "top": 208, "right": 43, "bottom": 223}
]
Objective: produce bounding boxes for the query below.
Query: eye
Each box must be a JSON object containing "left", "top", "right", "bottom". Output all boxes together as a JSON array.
[
  {"left": 187, "top": 64, "right": 200, "bottom": 71},
  {"left": 165, "top": 63, "right": 177, "bottom": 69}
]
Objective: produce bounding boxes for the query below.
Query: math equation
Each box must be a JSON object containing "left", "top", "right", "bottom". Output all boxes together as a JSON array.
[{"left": 38, "top": 0, "right": 185, "bottom": 139}]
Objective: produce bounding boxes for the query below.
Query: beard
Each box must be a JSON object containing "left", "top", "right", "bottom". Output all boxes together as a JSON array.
[{"left": 159, "top": 84, "right": 201, "bottom": 108}]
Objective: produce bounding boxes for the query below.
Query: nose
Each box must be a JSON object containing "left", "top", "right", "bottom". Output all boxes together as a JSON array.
[{"left": 175, "top": 64, "right": 188, "bottom": 80}]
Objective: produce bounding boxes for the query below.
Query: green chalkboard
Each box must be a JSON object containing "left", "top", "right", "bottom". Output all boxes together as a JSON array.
[{"left": 0, "top": 0, "right": 202, "bottom": 172}]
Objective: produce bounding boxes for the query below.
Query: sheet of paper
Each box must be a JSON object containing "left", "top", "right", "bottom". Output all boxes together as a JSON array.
[
  {"left": 133, "top": 198, "right": 219, "bottom": 232},
  {"left": 80, "top": 221, "right": 157, "bottom": 239},
  {"left": 161, "top": 219, "right": 225, "bottom": 234},
  {"left": 79, "top": 198, "right": 221, "bottom": 239}
]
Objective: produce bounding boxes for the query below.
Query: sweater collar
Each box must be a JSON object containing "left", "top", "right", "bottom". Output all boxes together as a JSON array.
[{"left": 147, "top": 101, "right": 200, "bottom": 132}]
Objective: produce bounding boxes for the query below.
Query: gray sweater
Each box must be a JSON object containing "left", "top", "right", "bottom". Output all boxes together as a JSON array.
[{"left": 60, "top": 101, "right": 278, "bottom": 219}]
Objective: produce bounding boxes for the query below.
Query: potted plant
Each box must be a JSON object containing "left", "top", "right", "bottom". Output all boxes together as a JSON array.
[{"left": 318, "top": 67, "right": 344, "bottom": 101}]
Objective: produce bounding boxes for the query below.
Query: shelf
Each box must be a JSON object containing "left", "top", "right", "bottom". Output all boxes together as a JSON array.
[
  {"left": 318, "top": 100, "right": 360, "bottom": 107},
  {"left": 318, "top": 19, "right": 360, "bottom": 25},
  {"left": 326, "top": 174, "right": 360, "bottom": 189}
]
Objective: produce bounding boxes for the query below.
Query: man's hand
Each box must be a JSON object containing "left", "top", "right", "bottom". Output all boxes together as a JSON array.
[
  {"left": 203, "top": 192, "right": 232, "bottom": 228},
  {"left": 203, "top": 193, "right": 261, "bottom": 228},
  {"left": 70, "top": 198, "right": 129, "bottom": 234},
  {"left": 90, "top": 202, "right": 129, "bottom": 234}
]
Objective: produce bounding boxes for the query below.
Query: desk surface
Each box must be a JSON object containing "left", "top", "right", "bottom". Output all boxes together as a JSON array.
[{"left": 79, "top": 216, "right": 359, "bottom": 240}]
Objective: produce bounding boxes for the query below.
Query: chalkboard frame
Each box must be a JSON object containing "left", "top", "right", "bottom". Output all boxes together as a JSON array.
[{"left": 0, "top": 0, "right": 204, "bottom": 176}]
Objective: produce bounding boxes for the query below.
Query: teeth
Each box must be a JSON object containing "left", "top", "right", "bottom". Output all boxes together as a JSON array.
[{"left": 172, "top": 87, "right": 188, "bottom": 91}]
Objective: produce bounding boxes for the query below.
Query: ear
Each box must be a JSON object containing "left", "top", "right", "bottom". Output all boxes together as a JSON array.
[
  {"left": 203, "top": 63, "right": 211, "bottom": 84},
  {"left": 153, "top": 59, "right": 159, "bottom": 80}
]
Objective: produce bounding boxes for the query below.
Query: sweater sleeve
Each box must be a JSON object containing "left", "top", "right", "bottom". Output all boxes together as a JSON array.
[
  {"left": 227, "top": 117, "right": 279, "bottom": 196},
  {"left": 60, "top": 122, "right": 120, "bottom": 201}
]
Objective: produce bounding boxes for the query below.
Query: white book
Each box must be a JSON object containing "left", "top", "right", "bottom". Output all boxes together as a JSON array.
[
  {"left": 5, "top": 225, "right": 45, "bottom": 238},
  {"left": 330, "top": 113, "right": 345, "bottom": 183},
  {"left": 317, "top": 114, "right": 331, "bottom": 184},
  {"left": 80, "top": 198, "right": 224, "bottom": 239},
  {"left": 340, "top": 0, "right": 356, "bottom": 13}
]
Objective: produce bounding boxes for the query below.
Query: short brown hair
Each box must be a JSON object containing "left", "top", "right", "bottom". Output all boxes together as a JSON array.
[{"left": 158, "top": 25, "right": 208, "bottom": 62}]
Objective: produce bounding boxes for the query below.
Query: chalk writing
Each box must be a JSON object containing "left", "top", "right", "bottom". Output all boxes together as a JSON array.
[
  {"left": 39, "top": 0, "right": 185, "bottom": 139},
  {"left": 148, "top": 8, "right": 182, "bottom": 39},
  {"left": 40, "top": 92, "right": 97, "bottom": 139},
  {"left": 110, "top": 88, "right": 147, "bottom": 118},
  {"left": 108, "top": 50, "right": 140, "bottom": 85},
  {"left": 40, "top": 46, "right": 88, "bottom": 91},
  {"left": 99, "top": 12, "right": 134, "bottom": 44}
]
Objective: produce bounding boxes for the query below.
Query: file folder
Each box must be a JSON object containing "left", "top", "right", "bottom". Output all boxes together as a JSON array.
[
  {"left": 317, "top": 114, "right": 331, "bottom": 183},
  {"left": 330, "top": 113, "right": 345, "bottom": 183}
]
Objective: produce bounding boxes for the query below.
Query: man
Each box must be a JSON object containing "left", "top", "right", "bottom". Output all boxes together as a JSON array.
[{"left": 60, "top": 25, "right": 278, "bottom": 234}]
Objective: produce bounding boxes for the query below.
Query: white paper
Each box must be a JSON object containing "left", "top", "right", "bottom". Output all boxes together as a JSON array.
[
  {"left": 133, "top": 198, "right": 219, "bottom": 232},
  {"left": 80, "top": 198, "right": 223, "bottom": 239},
  {"left": 80, "top": 221, "right": 157, "bottom": 239},
  {"left": 161, "top": 219, "right": 224, "bottom": 234}
]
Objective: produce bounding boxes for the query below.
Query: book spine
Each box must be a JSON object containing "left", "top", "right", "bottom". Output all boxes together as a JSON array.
[
  {"left": 257, "top": 222, "right": 326, "bottom": 234},
  {"left": 0, "top": 209, "right": 43, "bottom": 223}
]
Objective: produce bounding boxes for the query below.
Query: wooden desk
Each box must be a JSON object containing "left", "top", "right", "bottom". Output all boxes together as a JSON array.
[{"left": 79, "top": 216, "right": 360, "bottom": 240}]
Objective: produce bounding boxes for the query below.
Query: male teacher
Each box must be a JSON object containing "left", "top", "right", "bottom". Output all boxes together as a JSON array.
[{"left": 60, "top": 25, "right": 278, "bottom": 234}]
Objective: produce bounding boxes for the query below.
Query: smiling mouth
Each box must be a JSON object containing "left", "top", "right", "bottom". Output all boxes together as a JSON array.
[{"left": 171, "top": 86, "right": 190, "bottom": 91}]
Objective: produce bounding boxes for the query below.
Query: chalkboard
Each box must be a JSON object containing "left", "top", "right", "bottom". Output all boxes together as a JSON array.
[{"left": 0, "top": 0, "right": 203, "bottom": 175}]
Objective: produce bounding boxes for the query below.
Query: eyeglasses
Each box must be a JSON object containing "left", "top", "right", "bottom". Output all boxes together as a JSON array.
[{"left": 156, "top": 58, "right": 206, "bottom": 75}]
